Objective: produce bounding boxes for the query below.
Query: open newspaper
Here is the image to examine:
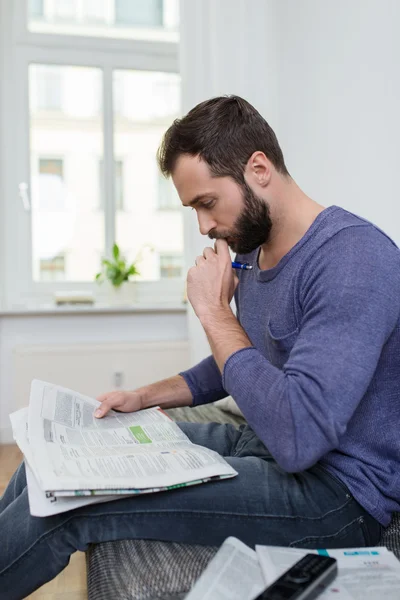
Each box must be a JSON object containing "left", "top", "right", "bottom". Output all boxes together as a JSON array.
[
  {"left": 10, "top": 379, "right": 237, "bottom": 517},
  {"left": 184, "top": 536, "right": 400, "bottom": 600}
]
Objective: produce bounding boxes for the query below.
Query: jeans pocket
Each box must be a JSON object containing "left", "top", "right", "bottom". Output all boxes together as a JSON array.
[
  {"left": 358, "top": 513, "right": 383, "bottom": 547},
  {"left": 315, "top": 465, "right": 352, "bottom": 497},
  {"left": 289, "top": 516, "right": 368, "bottom": 549}
]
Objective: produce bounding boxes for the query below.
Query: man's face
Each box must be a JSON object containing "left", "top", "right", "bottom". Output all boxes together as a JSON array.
[{"left": 172, "top": 155, "right": 272, "bottom": 254}]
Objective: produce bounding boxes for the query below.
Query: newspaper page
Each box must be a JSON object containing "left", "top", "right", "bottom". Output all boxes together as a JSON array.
[
  {"left": 256, "top": 544, "right": 400, "bottom": 600},
  {"left": 10, "top": 408, "right": 128, "bottom": 516},
  {"left": 185, "top": 537, "right": 265, "bottom": 600},
  {"left": 27, "top": 379, "right": 237, "bottom": 494}
]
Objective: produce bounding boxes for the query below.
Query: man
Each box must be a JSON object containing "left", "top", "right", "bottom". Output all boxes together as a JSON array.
[{"left": 1, "top": 96, "right": 399, "bottom": 599}]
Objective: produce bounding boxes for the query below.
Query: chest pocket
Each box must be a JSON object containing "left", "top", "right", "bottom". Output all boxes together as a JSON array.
[{"left": 266, "top": 321, "right": 299, "bottom": 369}]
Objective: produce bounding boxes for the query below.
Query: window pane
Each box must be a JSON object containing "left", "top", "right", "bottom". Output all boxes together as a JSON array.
[
  {"left": 114, "top": 70, "right": 183, "bottom": 281},
  {"left": 27, "top": 0, "right": 179, "bottom": 42},
  {"left": 30, "top": 65, "right": 104, "bottom": 282},
  {"left": 159, "top": 254, "right": 183, "bottom": 278},
  {"left": 115, "top": 0, "right": 162, "bottom": 27},
  {"left": 158, "top": 173, "right": 180, "bottom": 210},
  {"left": 98, "top": 159, "right": 124, "bottom": 211},
  {"left": 29, "top": 0, "right": 44, "bottom": 19},
  {"left": 36, "top": 66, "right": 62, "bottom": 110},
  {"left": 53, "top": 0, "right": 78, "bottom": 21}
]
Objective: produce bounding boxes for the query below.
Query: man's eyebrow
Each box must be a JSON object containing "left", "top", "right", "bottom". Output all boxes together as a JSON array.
[{"left": 186, "top": 194, "right": 216, "bottom": 207}]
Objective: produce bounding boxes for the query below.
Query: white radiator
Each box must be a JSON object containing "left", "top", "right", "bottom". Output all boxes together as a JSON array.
[{"left": 13, "top": 341, "right": 190, "bottom": 408}]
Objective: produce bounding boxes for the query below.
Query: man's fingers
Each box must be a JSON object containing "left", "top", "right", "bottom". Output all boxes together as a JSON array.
[
  {"left": 195, "top": 255, "right": 205, "bottom": 266},
  {"left": 214, "top": 238, "right": 230, "bottom": 257},
  {"left": 94, "top": 402, "right": 112, "bottom": 418},
  {"left": 96, "top": 393, "right": 109, "bottom": 403},
  {"left": 203, "top": 246, "right": 215, "bottom": 258},
  {"left": 95, "top": 391, "right": 121, "bottom": 418}
]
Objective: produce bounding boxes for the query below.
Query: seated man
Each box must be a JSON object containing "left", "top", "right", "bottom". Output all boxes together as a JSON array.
[{"left": 1, "top": 96, "right": 399, "bottom": 600}]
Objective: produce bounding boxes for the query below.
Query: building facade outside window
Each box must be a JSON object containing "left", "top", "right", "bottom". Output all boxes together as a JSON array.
[{"left": 1, "top": 0, "right": 183, "bottom": 307}]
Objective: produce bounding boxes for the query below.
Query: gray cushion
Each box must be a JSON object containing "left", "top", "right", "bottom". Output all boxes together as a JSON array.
[
  {"left": 87, "top": 540, "right": 217, "bottom": 600},
  {"left": 379, "top": 511, "right": 400, "bottom": 558}
]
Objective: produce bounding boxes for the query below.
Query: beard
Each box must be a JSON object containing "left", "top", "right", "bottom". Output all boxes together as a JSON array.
[{"left": 208, "top": 182, "right": 272, "bottom": 254}]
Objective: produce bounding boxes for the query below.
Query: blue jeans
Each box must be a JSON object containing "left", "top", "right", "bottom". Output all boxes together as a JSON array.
[{"left": 0, "top": 422, "right": 382, "bottom": 600}]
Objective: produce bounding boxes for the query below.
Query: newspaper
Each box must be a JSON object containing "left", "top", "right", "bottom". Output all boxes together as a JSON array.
[
  {"left": 10, "top": 379, "right": 237, "bottom": 516},
  {"left": 256, "top": 544, "right": 400, "bottom": 600},
  {"left": 185, "top": 537, "right": 265, "bottom": 600},
  {"left": 10, "top": 407, "right": 124, "bottom": 516}
]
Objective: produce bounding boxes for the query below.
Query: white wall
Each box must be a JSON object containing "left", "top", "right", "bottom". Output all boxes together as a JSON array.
[
  {"left": 180, "top": 0, "right": 400, "bottom": 367},
  {"left": 0, "top": 310, "right": 188, "bottom": 443},
  {"left": 276, "top": 0, "right": 400, "bottom": 245},
  {"left": 180, "top": 0, "right": 279, "bottom": 364}
]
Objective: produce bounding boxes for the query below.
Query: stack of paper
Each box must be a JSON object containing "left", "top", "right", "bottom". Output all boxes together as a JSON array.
[
  {"left": 10, "top": 379, "right": 237, "bottom": 517},
  {"left": 185, "top": 537, "right": 400, "bottom": 600}
]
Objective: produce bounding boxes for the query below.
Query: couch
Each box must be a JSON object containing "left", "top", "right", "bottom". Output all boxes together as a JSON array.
[{"left": 86, "top": 404, "right": 400, "bottom": 600}]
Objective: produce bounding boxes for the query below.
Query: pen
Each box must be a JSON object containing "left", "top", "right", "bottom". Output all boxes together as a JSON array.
[{"left": 231, "top": 261, "right": 253, "bottom": 270}]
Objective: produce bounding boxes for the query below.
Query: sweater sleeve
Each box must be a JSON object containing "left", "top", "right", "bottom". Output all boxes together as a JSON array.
[
  {"left": 179, "top": 355, "right": 228, "bottom": 406},
  {"left": 222, "top": 226, "right": 400, "bottom": 472}
]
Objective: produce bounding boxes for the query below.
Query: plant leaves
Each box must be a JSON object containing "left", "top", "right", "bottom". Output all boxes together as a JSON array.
[
  {"left": 113, "top": 243, "right": 120, "bottom": 261},
  {"left": 127, "top": 265, "right": 139, "bottom": 276}
]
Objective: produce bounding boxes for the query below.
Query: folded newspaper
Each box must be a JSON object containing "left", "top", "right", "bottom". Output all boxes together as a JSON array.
[
  {"left": 185, "top": 537, "right": 400, "bottom": 600},
  {"left": 9, "top": 379, "right": 237, "bottom": 517}
]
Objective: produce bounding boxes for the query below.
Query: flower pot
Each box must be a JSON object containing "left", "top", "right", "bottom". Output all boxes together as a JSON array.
[{"left": 105, "top": 282, "right": 137, "bottom": 307}]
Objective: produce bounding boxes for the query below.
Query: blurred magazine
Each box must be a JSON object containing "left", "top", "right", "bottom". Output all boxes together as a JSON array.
[{"left": 184, "top": 536, "right": 400, "bottom": 600}]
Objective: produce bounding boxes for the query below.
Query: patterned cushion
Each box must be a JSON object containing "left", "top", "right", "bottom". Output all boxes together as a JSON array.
[
  {"left": 86, "top": 540, "right": 217, "bottom": 600},
  {"left": 379, "top": 511, "right": 400, "bottom": 558}
]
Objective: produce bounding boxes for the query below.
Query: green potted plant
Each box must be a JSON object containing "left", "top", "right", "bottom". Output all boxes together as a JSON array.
[{"left": 95, "top": 243, "right": 140, "bottom": 304}]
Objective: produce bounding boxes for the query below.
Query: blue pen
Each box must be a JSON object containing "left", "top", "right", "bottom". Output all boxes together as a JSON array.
[{"left": 231, "top": 261, "right": 253, "bottom": 270}]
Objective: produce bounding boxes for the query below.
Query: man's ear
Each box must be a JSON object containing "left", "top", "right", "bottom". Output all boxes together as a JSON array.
[{"left": 244, "top": 151, "right": 272, "bottom": 188}]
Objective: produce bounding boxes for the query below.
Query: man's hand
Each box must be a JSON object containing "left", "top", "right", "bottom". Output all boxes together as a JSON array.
[
  {"left": 187, "top": 239, "right": 239, "bottom": 320},
  {"left": 95, "top": 389, "right": 144, "bottom": 418},
  {"left": 94, "top": 375, "right": 193, "bottom": 418}
]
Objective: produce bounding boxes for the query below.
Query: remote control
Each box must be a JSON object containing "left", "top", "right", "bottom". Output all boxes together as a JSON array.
[{"left": 255, "top": 553, "right": 338, "bottom": 600}]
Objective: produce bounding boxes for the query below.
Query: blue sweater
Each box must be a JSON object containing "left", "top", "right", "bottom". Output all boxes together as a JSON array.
[{"left": 181, "top": 206, "right": 400, "bottom": 526}]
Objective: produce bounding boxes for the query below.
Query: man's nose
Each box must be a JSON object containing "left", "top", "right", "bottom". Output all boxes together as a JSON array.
[{"left": 197, "top": 212, "right": 217, "bottom": 236}]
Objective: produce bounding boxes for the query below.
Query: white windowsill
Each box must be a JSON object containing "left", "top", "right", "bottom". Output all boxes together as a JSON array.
[{"left": 0, "top": 302, "right": 187, "bottom": 317}]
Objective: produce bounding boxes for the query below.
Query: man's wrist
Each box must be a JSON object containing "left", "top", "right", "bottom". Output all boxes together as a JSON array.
[{"left": 198, "top": 305, "right": 235, "bottom": 332}]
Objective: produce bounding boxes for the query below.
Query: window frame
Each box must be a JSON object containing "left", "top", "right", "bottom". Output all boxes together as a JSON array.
[{"left": 2, "top": 0, "right": 183, "bottom": 309}]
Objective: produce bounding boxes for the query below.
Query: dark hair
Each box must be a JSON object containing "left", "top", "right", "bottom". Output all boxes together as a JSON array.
[{"left": 157, "top": 95, "right": 289, "bottom": 183}]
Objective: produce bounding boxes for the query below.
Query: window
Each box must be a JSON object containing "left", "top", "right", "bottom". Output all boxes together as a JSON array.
[
  {"left": 39, "top": 158, "right": 63, "bottom": 179},
  {"left": 29, "top": 0, "right": 44, "bottom": 19},
  {"left": 115, "top": 0, "right": 163, "bottom": 27},
  {"left": 39, "top": 253, "right": 66, "bottom": 282},
  {"left": 99, "top": 159, "right": 124, "bottom": 211},
  {"left": 159, "top": 254, "right": 183, "bottom": 279},
  {"left": 115, "top": 160, "right": 124, "bottom": 211},
  {"left": 37, "top": 158, "right": 64, "bottom": 211},
  {"left": 35, "top": 65, "right": 62, "bottom": 111},
  {"left": 2, "top": 1, "right": 181, "bottom": 307},
  {"left": 53, "top": 0, "right": 78, "bottom": 22},
  {"left": 114, "top": 70, "right": 182, "bottom": 278},
  {"left": 27, "top": 0, "right": 179, "bottom": 42},
  {"left": 30, "top": 65, "right": 104, "bottom": 283},
  {"left": 82, "top": 1, "right": 108, "bottom": 25},
  {"left": 158, "top": 173, "right": 181, "bottom": 210}
]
